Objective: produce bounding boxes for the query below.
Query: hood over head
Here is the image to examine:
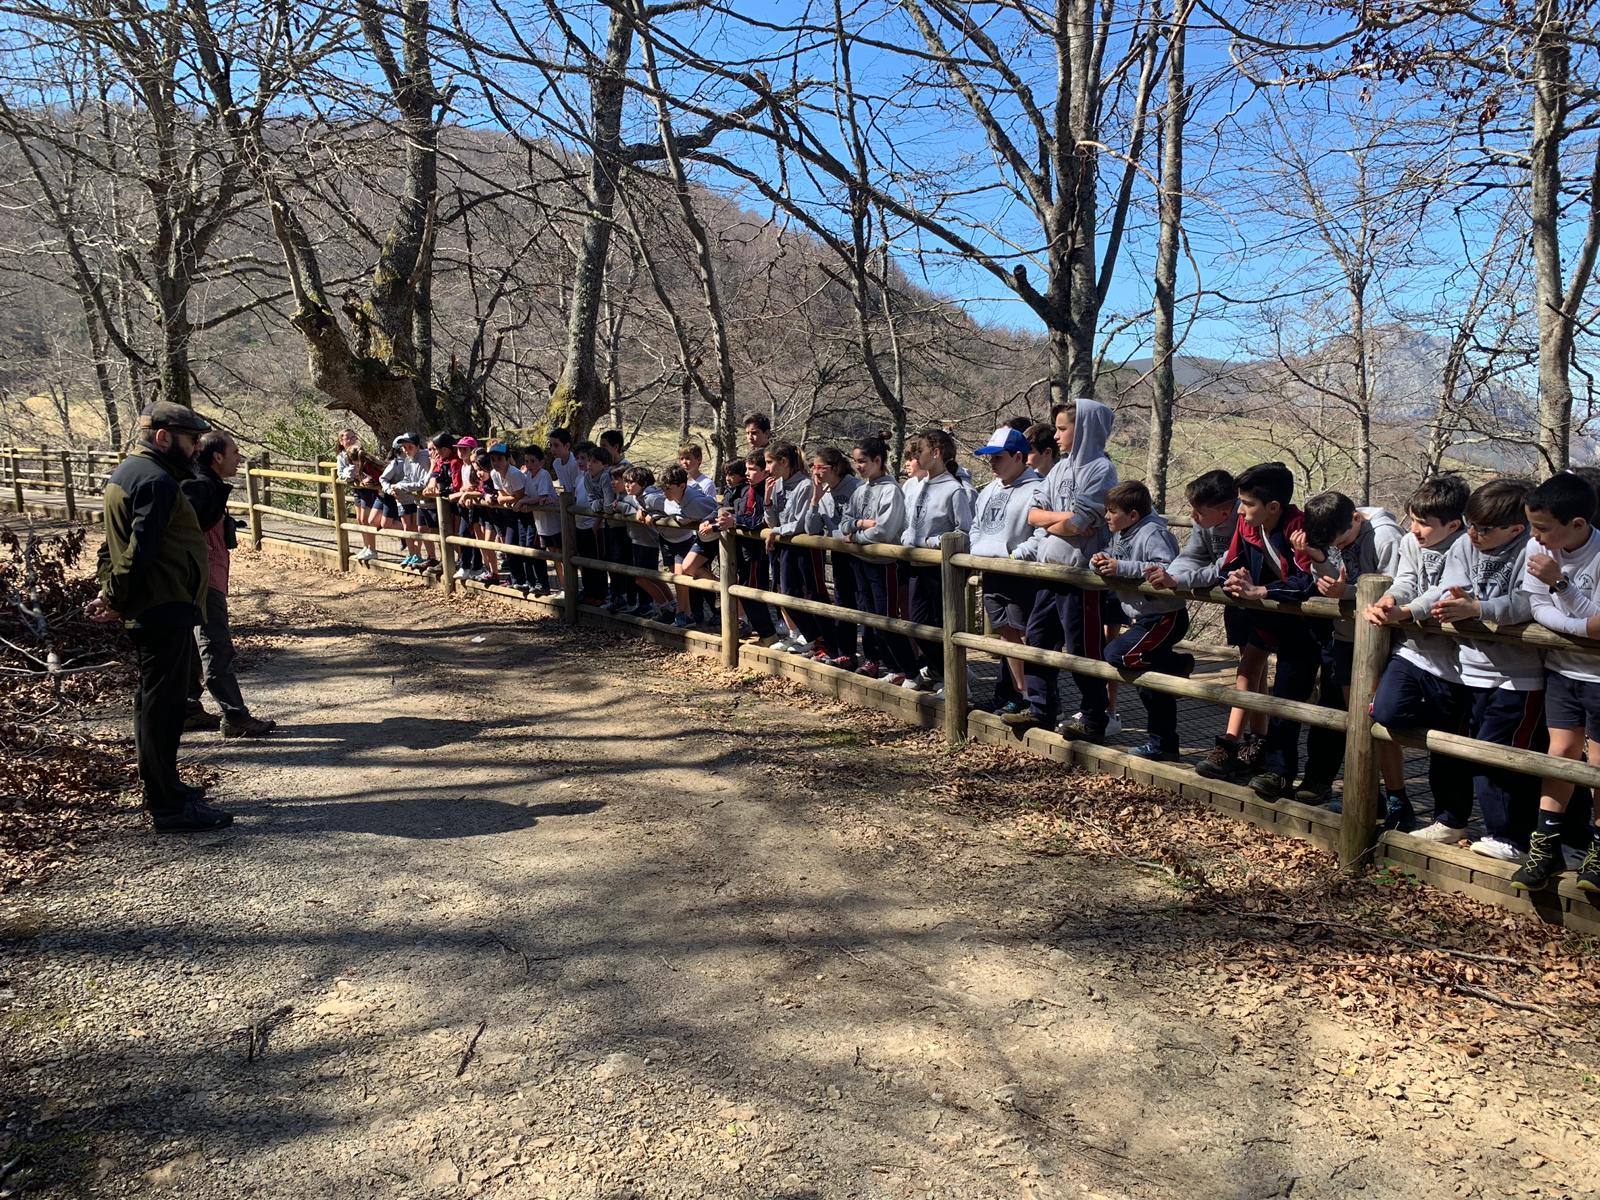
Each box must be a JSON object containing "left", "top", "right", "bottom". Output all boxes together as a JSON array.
[{"left": 1069, "top": 398, "right": 1114, "bottom": 468}]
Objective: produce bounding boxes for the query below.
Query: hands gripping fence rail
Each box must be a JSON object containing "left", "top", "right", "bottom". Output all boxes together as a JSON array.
[{"left": 9, "top": 448, "right": 1600, "bottom": 926}]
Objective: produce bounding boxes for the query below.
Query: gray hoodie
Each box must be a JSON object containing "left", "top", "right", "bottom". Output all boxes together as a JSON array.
[
  {"left": 970, "top": 467, "right": 1044, "bottom": 559},
  {"left": 840, "top": 474, "right": 907, "bottom": 546},
  {"left": 1385, "top": 528, "right": 1465, "bottom": 683},
  {"left": 768, "top": 473, "right": 814, "bottom": 536},
  {"left": 1415, "top": 532, "right": 1542, "bottom": 691},
  {"left": 901, "top": 470, "right": 975, "bottom": 548},
  {"left": 1525, "top": 526, "right": 1600, "bottom": 685},
  {"left": 618, "top": 486, "right": 667, "bottom": 546},
  {"left": 574, "top": 468, "right": 614, "bottom": 531},
  {"left": 1104, "top": 512, "right": 1184, "bottom": 618},
  {"left": 799, "top": 476, "right": 862, "bottom": 536},
  {"left": 1167, "top": 507, "right": 1238, "bottom": 589},
  {"left": 1022, "top": 398, "right": 1117, "bottom": 568},
  {"left": 1318, "top": 506, "right": 1405, "bottom": 642}
]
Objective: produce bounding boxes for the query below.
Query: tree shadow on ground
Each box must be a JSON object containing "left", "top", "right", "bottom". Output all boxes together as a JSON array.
[{"left": 238, "top": 794, "right": 606, "bottom": 839}]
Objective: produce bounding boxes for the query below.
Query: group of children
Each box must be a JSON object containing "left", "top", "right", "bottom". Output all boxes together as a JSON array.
[{"left": 334, "top": 404, "right": 1600, "bottom": 894}]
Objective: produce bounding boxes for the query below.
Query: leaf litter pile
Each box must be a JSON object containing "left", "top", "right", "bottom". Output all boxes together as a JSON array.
[
  {"left": 942, "top": 742, "right": 1600, "bottom": 1052},
  {"left": 651, "top": 651, "right": 1599, "bottom": 1063},
  {"left": 0, "top": 522, "right": 136, "bottom": 893}
]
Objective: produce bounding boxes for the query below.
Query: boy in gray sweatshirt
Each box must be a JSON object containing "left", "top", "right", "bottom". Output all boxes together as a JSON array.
[
  {"left": 1005, "top": 398, "right": 1118, "bottom": 738},
  {"left": 969, "top": 426, "right": 1045, "bottom": 711},
  {"left": 1091, "top": 482, "right": 1195, "bottom": 760}
]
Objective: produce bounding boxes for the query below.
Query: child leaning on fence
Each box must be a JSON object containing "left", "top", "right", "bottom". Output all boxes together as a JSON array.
[
  {"left": 1361, "top": 474, "right": 1472, "bottom": 837},
  {"left": 1004, "top": 398, "right": 1117, "bottom": 740},
  {"left": 1219, "top": 462, "right": 1322, "bottom": 800},
  {"left": 717, "top": 451, "right": 780, "bottom": 643},
  {"left": 841, "top": 436, "right": 909, "bottom": 681},
  {"left": 1291, "top": 492, "right": 1405, "bottom": 806},
  {"left": 1090, "top": 480, "right": 1195, "bottom": 763},
  {"left": 967, "top": 425, "right": 1044, "bottom": 713},
  {"left": 895, "top": 428, "right": 975, "bottom": 694},
  {"left": 616, "top": 465, "right": 671, "bottom": 617},
  {"left": 799, "top": 446, "right": 862, "bottom": 668},
  {"left": 517, "top": 445, "right": 557, "bottom": 596},
  {"left": 1518, "top": 473, "right": 1600, "bottom": 893}
]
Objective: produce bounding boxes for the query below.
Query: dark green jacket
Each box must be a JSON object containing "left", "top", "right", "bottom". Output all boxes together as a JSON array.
[{"left": 97, "top": 443, "right": 209, "bottom": 627}]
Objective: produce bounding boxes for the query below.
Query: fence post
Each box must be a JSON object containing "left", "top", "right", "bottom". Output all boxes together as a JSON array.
[
  {"left": 559, "top": 490, "right": 578, "bottom": 624},
  {"left": 1339, "top": 572, "right": 1392, "bottom": 871},
  {"left": 719, "top": 527, "right": 739, "bottom": 668},
  {"left": 940, "top": 532, "right": 970, "bottom": 743},
  {"left": 435, "top": 495, "right": 455, "bottom": 593},
  {"left": 331, "top": 476, "right": 351, "bottom": 571},
  {"left": 58, "top": 451, "right": 76, "bottom": 520},
  {"left": 259, "top": 450, "right": 272, "bottom": 511},
  {"left": 7, "top": 451, "right": 22, "bottom": 512},
  {"left": 244, "top": 467, "right": 263, "bottom": 550}
]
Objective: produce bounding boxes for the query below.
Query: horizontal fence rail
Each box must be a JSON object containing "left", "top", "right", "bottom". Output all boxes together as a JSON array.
[{"left": 9, "top": 445, "right": 1600, "bottom": 927}]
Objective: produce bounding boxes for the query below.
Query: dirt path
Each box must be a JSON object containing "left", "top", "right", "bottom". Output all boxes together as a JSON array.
[{"left": 5, "top": 547, "right": 1599, "bottom": 1199}]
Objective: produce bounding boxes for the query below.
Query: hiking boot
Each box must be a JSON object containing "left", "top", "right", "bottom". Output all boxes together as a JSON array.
[
  {"left": 1248, "top": 771, "right": 1289, "bottom": 801},
  {"left": 1511, "top": 831, "right": 1566, "bottom": 892},
  {"left": 1236, "top": 733, "right": 1266, "bottom": 776},
  {"left": 221, "top": 714, "right": 276, "bottom": 739},
  {"left": 1293, "top": 777, "right": 1335, "bottom": 805},
  {"left": 151, "top": 800, "right": 234, "bottom": 833},
  {"left": 1195, "top": 735, "right": 1241, "bottom": 780},
  {"left": 183, "top": 706, "right": 221, "bottom": 732},
  {"left": 1000, "top": 708, "right": 1043, "bottom": 730},
  {"left": 1055, "top": 716, "right": 1106, "bottom": 743},
  {"left": 1575, "top": 843, "right": 1600, "bottom": 894},
  {"left": 1382, "top": 790, "right": 1417, "bottom": 833}
]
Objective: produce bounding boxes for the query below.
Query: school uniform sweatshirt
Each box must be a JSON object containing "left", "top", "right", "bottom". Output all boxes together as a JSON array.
[
  {"left": 901, "top": 471, "right": 975, "bottom": 548},
  {"left": 618, "top": 487, "right": 666, "bottom": 546},
  {"left": 768, "top": 474, "right": 814, "bottom": 536},
  {"left": 839, "top": 474, "right": 907, "bottom": 546},
  {"left": 1384, "top": 528, "right": 1465, "bottom": 683},
  {"left": 381, "top": 453, "right": 432, "bottom": 501},
  {"left": 1525, "top": 527, "right": 1600, "bottom": 684},
  {"left": 1020, "top": 398, "right": 1116, "bottom": 568},
  {"left": 574, "top": 469, "right": 614, "bottom": 531},
  {"left": 1413, "top": 532, "right": 1541, "bottom": 690},
  {"left": 1167, "top": 506, "right": 1238, "bottom": 589},
  {"left": 1104, "top": 513, "right": 1184, "bottom": 619},
  {"left": 798, "top": 476, "right": 862, "bottom": 536},
  {"left": 1317, "top": 507, "right": 1405, "bottom": 642},
  {"left": 658, "top": 487, "right": 716, "bottom": 544},
  {"left": 969, "top": 467, "right": 1044, "bottom": 559}
]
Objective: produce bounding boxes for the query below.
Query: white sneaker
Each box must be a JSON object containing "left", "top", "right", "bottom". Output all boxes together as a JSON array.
[
  {"left": 453, "top": 567, "right": 469, "bottom": 580},
  {"left": 884, "top": 673, "right": 907, "bottom": 687},
  {"left": 1470, "top": 836, "right": 1524, "bottom": 862},
  {"left": 900, "top": 674, "right": 922, "bottom": 690},
  {"left": 355, "top": 547, "right": 375, "bottom": 562},
  {"left": 1412, "top": 821, "right": 1468, "bottom": 844}
]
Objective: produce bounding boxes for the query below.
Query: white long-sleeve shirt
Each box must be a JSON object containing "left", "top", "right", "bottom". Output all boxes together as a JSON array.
[{"left": 1525, "top": 527, "right": 1600, "bottom": 684}]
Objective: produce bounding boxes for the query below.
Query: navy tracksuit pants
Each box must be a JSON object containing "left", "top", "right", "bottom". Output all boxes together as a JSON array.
[
  {"left": 1105, "top": 609, "right": 1191, "bottom": 754},
  {"left": 1023, "top": 583, "right": 1108, "bottom": 726}
]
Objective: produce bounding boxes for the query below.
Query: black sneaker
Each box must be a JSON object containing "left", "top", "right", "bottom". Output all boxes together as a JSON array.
[
  {"left": 1511, "top": 831, "right": 1566, "bottom": 891},
  {"left": 151, "top": 801, "right": 234, "bottom": 833},
  {"left": 1129, "top": 740, "right": 1174, "bottom": 762},
  {"left": 1195, "top": 736, "right": 1241, "bottom": 780},
  {"left": 1055, "top": 716, "right": 1106, "bottom": 743},
  {"left": 1382, "top": 791, "right": 1417, "bottom": 833},
  {"left": 1249, "top": 772, "right": 1288, "bottom": 800},
  {"left": 1574, "top": 843, "right": 1600, "bottom": 894},
  {"left": 1294, "top": 777, "right": 1335, "bottom": 805}
]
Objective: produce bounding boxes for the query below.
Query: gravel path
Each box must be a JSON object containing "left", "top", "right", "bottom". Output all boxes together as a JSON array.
[{"left": 4, "top": 548, "right": 1597, "bottom": 1199}]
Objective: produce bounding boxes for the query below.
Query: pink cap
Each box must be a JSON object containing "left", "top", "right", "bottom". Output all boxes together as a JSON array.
[{"left": 457, "top": 436, "right": 480, "bottom": 450}]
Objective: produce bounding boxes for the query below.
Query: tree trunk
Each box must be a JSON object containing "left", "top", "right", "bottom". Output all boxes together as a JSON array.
[
  {"left": 1147, "top": 11, "right": 1185, "bottom": 512},
  {"left": 545, "top": 7, "right": 634, "bottom": 443},
  {"left": 1531, "top": 3, "right": 1574, "bottom": 472},
  {"left": 1059, "top": 0, "right": 1100, "bottom": 403}
]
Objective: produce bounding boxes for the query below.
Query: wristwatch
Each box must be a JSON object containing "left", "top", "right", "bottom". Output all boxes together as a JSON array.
[{"left": 1554, "top": 575, "right": 1572, "bottom": 594}]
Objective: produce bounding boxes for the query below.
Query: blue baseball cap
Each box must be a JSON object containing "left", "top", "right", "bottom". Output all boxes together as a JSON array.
[
  {"left": 973, "top": 426, "right": 1030, "bottom": 456},
  {"left": 487, "top": 442, "right": 510, "bottom": 455}
]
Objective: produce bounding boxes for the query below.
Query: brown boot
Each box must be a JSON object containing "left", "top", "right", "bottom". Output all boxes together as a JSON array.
[{"left": 183, "top": 705, "right": 222, "bottom": 732}]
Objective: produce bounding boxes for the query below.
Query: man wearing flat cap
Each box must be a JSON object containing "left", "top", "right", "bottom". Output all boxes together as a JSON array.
[{"left": 89, "top": 401, "right": 233, "bottom": 833}]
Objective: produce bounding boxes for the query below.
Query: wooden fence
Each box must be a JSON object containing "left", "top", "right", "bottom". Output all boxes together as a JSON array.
[{"left": 7, "top": 447, "right": 1599, "bottom": 931}]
